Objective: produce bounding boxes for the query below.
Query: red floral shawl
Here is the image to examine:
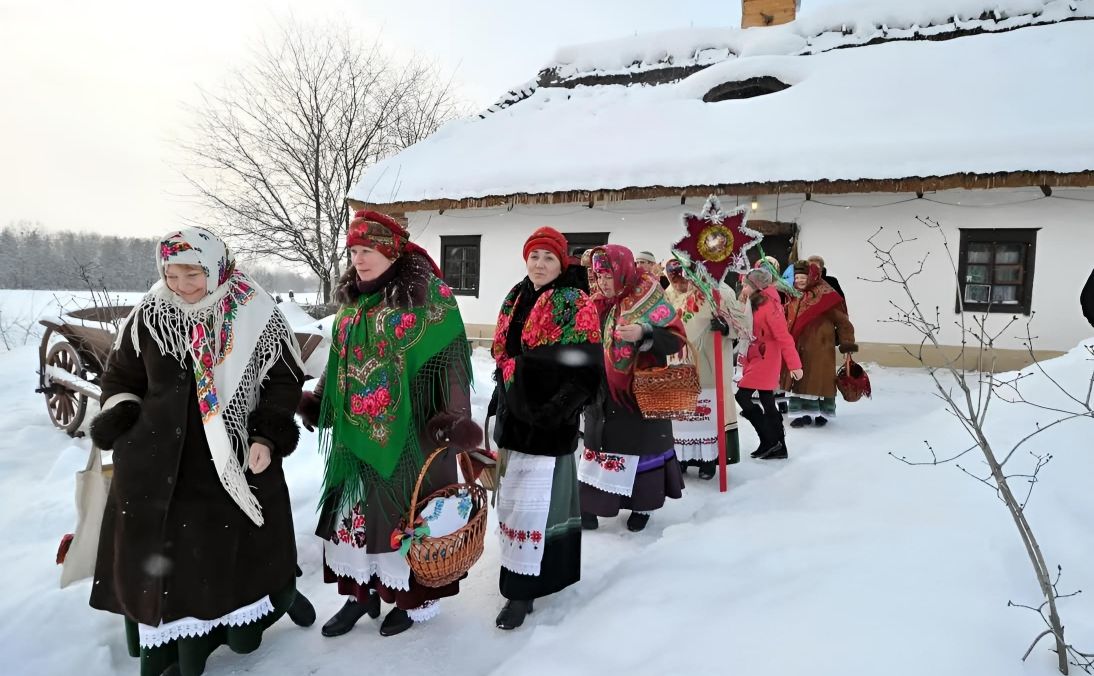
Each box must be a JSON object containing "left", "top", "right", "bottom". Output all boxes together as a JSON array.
[
  {"left": 591, "top": 245, "right": 686, "bottom": 407},
  {"left": 491, "top": 280, "right": 602, "bottom": 389},
  {"left": 785, "top": 262, "right": 843, "bottom": 339}
]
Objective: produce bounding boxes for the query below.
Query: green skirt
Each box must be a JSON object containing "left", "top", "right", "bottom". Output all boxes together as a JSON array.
[{"left": 124, "top": 581, "right": 296, "bottom": 676}]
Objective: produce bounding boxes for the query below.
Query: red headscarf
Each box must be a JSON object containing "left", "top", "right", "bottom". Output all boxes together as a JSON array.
[
  {"left": 523, "top": 227, "right": 570, "bottom": 269},
  {"left": 346, "top": 210, "right": 441, "bottom": 276},
  {"left": 785, "top": 262, "right": 843, "bottom": 338}
]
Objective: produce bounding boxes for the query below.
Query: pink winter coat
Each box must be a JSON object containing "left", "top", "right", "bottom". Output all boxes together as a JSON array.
[{"left": 738, "top": 286, "right": 802, "bottom": 391}]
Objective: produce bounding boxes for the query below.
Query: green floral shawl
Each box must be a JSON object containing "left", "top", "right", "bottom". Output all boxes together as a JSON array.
[{"left": 318, "top": 276, "right": 469, "bottom": 509}]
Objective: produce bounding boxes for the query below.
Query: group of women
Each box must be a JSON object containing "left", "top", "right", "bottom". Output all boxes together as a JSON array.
[{"left": 85, "top": 213, "right": 856, "bottom": 675}]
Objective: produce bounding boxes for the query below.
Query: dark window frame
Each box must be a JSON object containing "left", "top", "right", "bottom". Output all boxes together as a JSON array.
[
  {"left": 440, "top": 235, "right": 481, "bottom": 297},
  {"left": 561, "top": 232, "right": 610, "bottom": 258},
  {"left": 955, "top": 228, "right": 1038, "bottom": 315}
]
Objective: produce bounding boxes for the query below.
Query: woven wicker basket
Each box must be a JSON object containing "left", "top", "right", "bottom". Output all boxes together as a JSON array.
[
  {"left": 632, "top": 340, "right": 701, "bottom": 420},
  {"left": 401, "top": 447, "right": 488, "bottom": 588}
]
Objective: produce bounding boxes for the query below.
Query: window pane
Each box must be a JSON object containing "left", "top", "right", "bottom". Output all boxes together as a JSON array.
[
  {"left": 966, "top": 265, "right": 990, "bottom": 284},
  {"left": 964, "top": 284, "right": 990, "bottom": 303},
  {"left": 994, "top": 243, "right": 1023, "bottom": 265},
  {"left": 994, "top": 265, "right": 1022, "bottom": 283},
  {"left": 967, "top": 244, "right": 992, "bottom": 264},
  {"left": 991, "top": 285, "right": 1019, "bottom": 304}
]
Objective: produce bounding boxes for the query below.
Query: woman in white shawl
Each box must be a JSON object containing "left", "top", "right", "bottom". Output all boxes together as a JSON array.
[{"left": 88, "top": 227, "right": 311, "bottom": 676}]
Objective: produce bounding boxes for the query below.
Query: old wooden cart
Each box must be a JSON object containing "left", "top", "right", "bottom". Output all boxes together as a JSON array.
[{"left": 36, "top": 306, "right": 327, "bottom": 436}]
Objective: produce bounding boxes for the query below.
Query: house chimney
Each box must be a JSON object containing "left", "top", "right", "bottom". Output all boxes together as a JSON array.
[{"left": 741, "top": 0, "right": 798, "bottom": 28}]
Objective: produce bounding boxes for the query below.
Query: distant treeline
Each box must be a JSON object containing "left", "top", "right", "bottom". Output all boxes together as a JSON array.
[{"left": 0, "top": 223, "right": 315, "bottom": 293}]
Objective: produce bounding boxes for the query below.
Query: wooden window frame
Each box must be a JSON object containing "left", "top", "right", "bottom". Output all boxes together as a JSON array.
[
  {"left": 561, "top": 232, "right": 610, "bottom": 258},
  {"left": 955, "top": 228, "right": 1038, "bottom": 315},
  {"left": 440, "top": 235, "right": 481, "bottom": 297}
]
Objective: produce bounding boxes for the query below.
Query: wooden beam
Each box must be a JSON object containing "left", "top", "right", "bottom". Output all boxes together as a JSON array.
[{"left": 346, "top": 170, "right": 1094, "bottom": 215}]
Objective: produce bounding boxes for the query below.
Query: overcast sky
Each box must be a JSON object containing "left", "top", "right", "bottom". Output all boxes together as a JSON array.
[{"left": 0, "top": 0, "right": 840, "bottom": 238}]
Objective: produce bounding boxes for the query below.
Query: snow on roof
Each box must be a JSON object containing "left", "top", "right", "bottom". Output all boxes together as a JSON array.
[
  {"left": 350, "top": 4, "right": 1094, "bottom": 207},
  {"left": 543, "top": 0, "right": 1090, "bottom": 81}
]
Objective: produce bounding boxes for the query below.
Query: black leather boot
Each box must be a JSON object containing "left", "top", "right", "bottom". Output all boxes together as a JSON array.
[
  {"left": 740, "top": 408, "right": 770, "bottom": 458},
  {"left": 758, "top": 411, "right": 788, "bottom": 460},
  {"left": 697, "top": 461, "right": 717, "bottom": 480},
  {"left": 626, "top": 512, "right": 650, "bottom": 532},
  {"left": 379, "top": 607, "right": 414, "bottom": 637},
  {"left": 495, "top": 599, "right": 535, "bottom": 630},
  {"left": 321, "top": 596, "right": 380, "bottom": 637},
  {"left": 581, "top": 512, "right": 599, "bottom": 530},
  {"left": 287, "top": 591, "right": 316, "bottom": 627}
]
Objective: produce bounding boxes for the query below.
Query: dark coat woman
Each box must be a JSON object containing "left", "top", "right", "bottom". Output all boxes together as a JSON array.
[
  {"left": 579, "top": 244, "right": 687, "bottom": 533},
  {"left": 299, "top": 210, "right": 481, "bottom": 639},
  {"left": 88, "top": 227, "right": 306, "bottom": 676},
  {"left": 490, "top": 227, "right": 603, "bottom": 630}
]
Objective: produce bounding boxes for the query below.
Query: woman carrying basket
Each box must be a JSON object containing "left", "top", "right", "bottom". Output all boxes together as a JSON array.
[
  {"left": 298, "top": 211, "right": 481, "bottom": 638},
  {"left": 781, "top": 261, "right": 858, "bottom": 428},
  {"left": 489, "top": 227, "right": 603, "bottom": 630},
  {"left": 579, "top": 245, "right": 687, "bottom": 533},
  {"left": 88, "top": 227, "right": 309, "bottom": 676}
]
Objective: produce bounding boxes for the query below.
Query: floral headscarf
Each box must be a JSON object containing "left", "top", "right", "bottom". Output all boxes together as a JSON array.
[{"left": 590, "top": 244, "right": 686, "bottom": 407}]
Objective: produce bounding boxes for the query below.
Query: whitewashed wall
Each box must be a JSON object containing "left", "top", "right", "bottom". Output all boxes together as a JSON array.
[{"left": 407, "top": 188, "right": 1094, "bottom": 353}]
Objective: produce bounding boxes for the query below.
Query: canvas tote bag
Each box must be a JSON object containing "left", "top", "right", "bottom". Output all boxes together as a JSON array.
[{"left": 59, "top": 444, "right": 112, "bottom": 587}]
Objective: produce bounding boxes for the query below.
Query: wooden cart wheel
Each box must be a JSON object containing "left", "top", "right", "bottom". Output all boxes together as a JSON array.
[{"left": 44, "top": 340, "right": 89, "bottom": 436}]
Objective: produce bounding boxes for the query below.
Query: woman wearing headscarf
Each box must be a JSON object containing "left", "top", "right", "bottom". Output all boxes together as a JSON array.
[
  {"left": 781, "top": 261, "right": 858, "bottom": 427},
  {"left": 490, "top": 227, "right": 603, "bottom": 630},
  {"left": 735, "top": 268, "right": 802, "bottom": 460},
  {"left": 88, "top": 227, "right": 308, "bottom": 676},
  {"left": 299, "top": 210, "right": 480, "bottom": 638},
  {"left": 578, "top": 245, "right": 687, "bottom": 532}
]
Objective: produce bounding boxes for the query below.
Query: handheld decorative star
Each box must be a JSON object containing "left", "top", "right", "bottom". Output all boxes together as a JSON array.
[{"left": 672, "top": 195, "right": 763, "bottom": 285}]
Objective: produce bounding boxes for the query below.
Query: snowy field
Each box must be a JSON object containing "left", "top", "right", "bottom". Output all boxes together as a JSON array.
[{"left": 0, "top": 289, "right": 1091, "bottom": 675}]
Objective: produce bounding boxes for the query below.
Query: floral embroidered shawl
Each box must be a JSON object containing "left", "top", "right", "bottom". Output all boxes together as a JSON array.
[
  {"left": 590, "top": 245, "right": 686, "bottom": 407},
  {"left": 491, "top": 278, "right": 602, "bottom": 388},
  {"left": 118, "top": 227, "right": 302, "bottom": 526},
  {"left": 318, "top": 275, "right": 469, "bottom": 509}
]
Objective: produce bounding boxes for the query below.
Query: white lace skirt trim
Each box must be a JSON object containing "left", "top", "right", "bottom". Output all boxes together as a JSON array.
[
  {"left": 138, "top": 595, "right": 274, "bottom": 648},
  {"left": 407, "top": 600, "right": 441, "bottom": 623},
  {"left": 324, "top": 539, "right": 411, "bottom": 591}
]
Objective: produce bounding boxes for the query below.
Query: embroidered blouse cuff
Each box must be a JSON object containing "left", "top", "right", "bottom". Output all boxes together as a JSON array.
[{"left": 102, "top": 392, "right": 142, "bottom": 411}]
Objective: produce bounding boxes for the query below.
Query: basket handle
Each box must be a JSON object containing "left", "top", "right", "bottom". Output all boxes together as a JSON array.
[
  {"left": 406, "top": 446, "right": 457, "bottom": 527},
  {"left": 666, "top": 336, "right": 701, "bottom": 367}
]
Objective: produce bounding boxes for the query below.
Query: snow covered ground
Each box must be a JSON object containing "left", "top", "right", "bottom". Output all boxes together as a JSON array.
[{"left": 0, "top": 288, "right": 1090, "bottom": 675}]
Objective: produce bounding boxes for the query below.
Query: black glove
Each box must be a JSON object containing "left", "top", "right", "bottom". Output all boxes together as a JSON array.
[
  {"left": 89, "top": 401, "right": 141, "bottom": 450},
  {"left": 710, "top": 316, "right": 730, "bottom": 336}
]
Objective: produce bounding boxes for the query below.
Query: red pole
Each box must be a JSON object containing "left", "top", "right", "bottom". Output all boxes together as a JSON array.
[{"left": 712, "top": 291, "right": 729, "bottom": 493}]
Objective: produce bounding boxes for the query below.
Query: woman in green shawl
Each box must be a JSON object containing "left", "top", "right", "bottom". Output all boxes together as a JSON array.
[{"left": 299, "top": 211, "right": 481, "bottom": 638}]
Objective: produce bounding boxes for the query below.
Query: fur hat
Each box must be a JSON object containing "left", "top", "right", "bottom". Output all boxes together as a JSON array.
[
  {"left": 794, "top": 261, "right": 811, "bottom": 275},
  {"left": 635, "top": 251, "right": 657, "bottom": 264},
  {"left": 745, "top": 268, "right": 774, "bottom": 290},
  {"left": 346, "top": 210, "right": 409, "bottom": 260},
  {"left": 523, "top": 227, "right": 569, "bottom": 269}
]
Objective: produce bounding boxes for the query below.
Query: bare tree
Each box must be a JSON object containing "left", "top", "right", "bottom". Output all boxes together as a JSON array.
[
  {"left": 182, "top": 19, "right": 462, "bottom": 302},
  {"left": 864, "top": 218, "right": 1094, "bottom": 674}
]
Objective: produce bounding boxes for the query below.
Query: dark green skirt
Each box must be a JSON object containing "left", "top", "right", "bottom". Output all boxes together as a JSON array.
[{"left": 124, "top": 581, "right": 296, "bottom": 676}]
